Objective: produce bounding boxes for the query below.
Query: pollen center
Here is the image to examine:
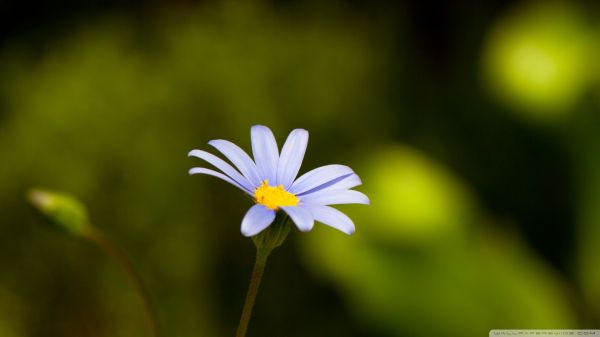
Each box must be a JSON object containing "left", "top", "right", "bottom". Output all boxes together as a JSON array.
[{"left": 254, "top": 180, "right": 299, "bottom": 210}]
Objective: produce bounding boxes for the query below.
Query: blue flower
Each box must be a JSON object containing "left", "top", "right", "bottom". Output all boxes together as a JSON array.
[{"left": 189, "top": 125, "right": 369, "bottom": 237}]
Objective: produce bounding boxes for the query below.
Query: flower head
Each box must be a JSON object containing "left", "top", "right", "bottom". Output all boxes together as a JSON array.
[{"left": 189, "top": 125, "right": 369, "bottom": 236}]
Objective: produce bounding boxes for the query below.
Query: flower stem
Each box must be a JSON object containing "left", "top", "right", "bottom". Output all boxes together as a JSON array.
[
  {"left": 82, "top": 226, "right": 160, "bottom": 337},
  {"left": 235, "top": 247, "right": 270, "bottom": 337}
]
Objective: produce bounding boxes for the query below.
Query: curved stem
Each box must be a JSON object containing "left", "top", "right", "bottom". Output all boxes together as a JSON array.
[
  {"left": 83, "top": 226, "right": 160, "bottom": 337},
  {"left": 235, "top": 248, "right": 270, "bottom": 337}
]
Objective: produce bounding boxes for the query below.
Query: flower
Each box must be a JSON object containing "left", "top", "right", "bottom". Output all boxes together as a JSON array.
[{"left": 188, "top": 125, "right": 369, "bottom": 237}]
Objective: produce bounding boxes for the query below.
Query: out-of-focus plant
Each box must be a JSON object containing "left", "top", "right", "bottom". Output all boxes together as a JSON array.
[
  {"left": 27, "top": 189, "right": 159, "bottom": 337},
  {"left": 301, "top": 145, "right": 577, "bottom": 337}
]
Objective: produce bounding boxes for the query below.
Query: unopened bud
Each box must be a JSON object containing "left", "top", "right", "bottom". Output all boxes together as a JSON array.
[{"left": 27, "top": 189, "right": 90, "bottom": 235}]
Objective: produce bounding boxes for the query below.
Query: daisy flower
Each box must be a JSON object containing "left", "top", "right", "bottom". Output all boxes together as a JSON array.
[{"left": 188, "top": 125, "right": 369, "bottom": 237}]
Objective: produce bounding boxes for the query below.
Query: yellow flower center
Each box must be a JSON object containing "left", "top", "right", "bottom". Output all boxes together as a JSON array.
[{"left": 254, "top": 180, "right": 299, "bottom": 210}]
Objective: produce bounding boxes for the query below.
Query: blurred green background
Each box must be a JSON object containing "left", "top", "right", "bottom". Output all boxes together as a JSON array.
[{"left": 0, "top": 0, "right": 599, "bottom": 336}]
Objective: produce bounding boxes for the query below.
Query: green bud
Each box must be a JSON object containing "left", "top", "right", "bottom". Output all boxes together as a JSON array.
[
  {"left": 27, "top": 189, "right": 90, "bottom": 236},
  {"left": 252, "top": 212, "right": 292, "bottom": 252}
]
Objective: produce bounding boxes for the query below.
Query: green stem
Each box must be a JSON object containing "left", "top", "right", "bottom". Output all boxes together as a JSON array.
[
  {"left": 235, "top": 247, "right": 270, "bottom": 337},
  {"left": 83, "top": 226, "right": 160, "bottom": 337}
]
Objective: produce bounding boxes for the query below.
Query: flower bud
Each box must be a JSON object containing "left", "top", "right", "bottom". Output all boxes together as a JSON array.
[{"left": 27, "top": 189, "right": 90, "bottom": 236}]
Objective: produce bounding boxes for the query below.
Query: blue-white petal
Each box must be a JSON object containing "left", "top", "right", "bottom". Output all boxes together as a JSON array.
[
  {"left": 209, "top": 139, "right": 262, "bottom": 188},
  {"left": 281, "top": 206, "right": 314, "bottom": 232},
  {"left": 299, "top": 189, "right": 370, "bottom": 206},
  {"left": 305, "top": 205, "right": 355, "bottom": 235},
  {"left": 276, "top": 129, "right": 308, "bottom": 189},
  {"left": 324, "top": 173, "right": 362, "bottom": 191},
  {"left": 188, "top": 149, "right": 254, "bottom": 192},
  {"left": 241, "top": 204, "right": 276, "bottom": 237},
  {"left": 298, "top": 173, "right": 362, "bottom": 196},
  {"left": 188, "top": 167, "right": 252, "bottom": 195},
  {"left": 290, "top": 164, "right": 354, "bottom": 195},
  {"left": 251, "top": 125, "right": 279, "bottom": 184}
]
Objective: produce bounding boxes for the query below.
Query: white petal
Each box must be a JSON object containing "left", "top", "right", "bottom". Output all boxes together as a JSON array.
[
  {"left": 297, "top": 173, "right": 363, "bottom": 196},
  {"left": 209, "top": 139, "right": 262, "bottom": 187},
  {"left": 251, "top": 125, "right": 279, "bottom": 184},
  {"left": 241, "top": 204, "right": 276, "bottom": 237},
  {"left": 188, "top": 167, "right": 252, "bottom": 195},
  {"left": 289, "top": 164, "right": 354, "bottom": 195},
  {"left": 281, "top": 206, "right": 314, "bottom": 232},
  {"left": 188, "top": 149, "right": 254, "bottom": 192},
  {"left": 300, "top": 189, "right": 370, "bottom": 206},
  {"left": 305, "top": 205, "right": 355, "bottom": 235},
  {"left": 276, "top": 129, "right": 308, "bottom": 189},
  {"left": 323, "top": 173, "right": 362, "bottom": 191}
]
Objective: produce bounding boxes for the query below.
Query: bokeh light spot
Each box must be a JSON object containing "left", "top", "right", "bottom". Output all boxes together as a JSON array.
[{"left": 482, "top": 1, "right": 592, "bottom": 121}]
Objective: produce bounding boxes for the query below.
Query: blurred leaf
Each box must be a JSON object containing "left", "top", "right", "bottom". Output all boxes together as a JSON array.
[{"left": 354, "top": 145, "right": 477, "bottom": 243}]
